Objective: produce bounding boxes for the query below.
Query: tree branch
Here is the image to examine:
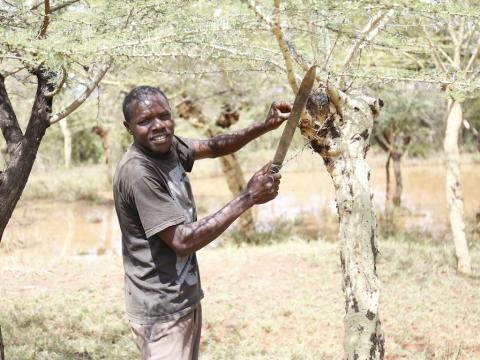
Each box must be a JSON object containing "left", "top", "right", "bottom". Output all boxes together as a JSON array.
[
  {"left": 463, "top": 24, "right": 475, "bottom": 46},
  {"left": 37, "top": 0, "right": 50, "bottom": 39},
  {"left": 245, "top": 0, "right": 270, "bottom": 26},
  {"left": 436, "top": 46, "right": 456, "bottom": 69},
  {"left": 244, "top": 0, "right": 298, "bottom": 94},
  {"left": 50, "top": 0, "right": 80, "bottom": 13},
  {"left": 465, "top": 38, "right": 480, "bottom": 75},
  {"left": 374, "top": 133, "right": 392, "bottom": 153},
  {"left": 24, "top": 68, "right": 55, "bottom": 140},
  {"left": 447, "top": 20, "right": 459, "bottom": 46},
  {"left": 422, "top": 26, "right": 449, "bottom": 76},
  {"left": 272, "top": 0, "right": 298, "bottom": 94},
  {"left": 201, "top": 43, "right": 287, "bottom": 72},
  {"left": 337, "top": 9, "right": 395, "bottom": 88},
  {"left": 31, "top": 0, "right": 80, "bottom": 12},
  {"left": 0, "top": 73, "right": 24, "bottom": 154},
  {"left": 35, "top": 0, "right": 81, "bottom": 39},
  {"left": 49, "top": 58, "right": 112, "bottom": 125}
]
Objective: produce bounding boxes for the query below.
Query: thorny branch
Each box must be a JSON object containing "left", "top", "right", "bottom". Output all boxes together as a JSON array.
[
  {"left": 31, "top": 0, "right": 80, "bottom": 12},
  {"left": 35, "top": 0, "right": 80, "bottom": 38},
  {"left": 465, "top": 39, "right": 480, "bottom": 76},
  {"left": 421, "top": 26, "right": 449, "bottom": 76},
  {"left": 50, "top": 57, "right": 112, "bottom": 125},
  {"left": 37, "top": 0, "right": 50, "bottom": 38},
  {"left": 244, "top": 0, "right": 298, "bottom": 94},
  {"left": 338, "top": 8, "right": 395, "bottom": 88}
]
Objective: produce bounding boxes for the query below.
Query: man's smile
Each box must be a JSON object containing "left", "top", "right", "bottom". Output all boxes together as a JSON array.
[{"left": 150, "top": 133, "right": 169, "bottom": 141}]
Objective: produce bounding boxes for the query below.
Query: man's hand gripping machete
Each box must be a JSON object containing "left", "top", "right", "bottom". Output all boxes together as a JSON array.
[{"left": 271, "top": 66, "right": 316, "bottom": 174}]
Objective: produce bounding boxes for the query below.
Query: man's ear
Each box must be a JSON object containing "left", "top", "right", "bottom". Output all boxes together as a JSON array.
[{"left": 123, "top": 121, "right": 132, "bottom": 135}]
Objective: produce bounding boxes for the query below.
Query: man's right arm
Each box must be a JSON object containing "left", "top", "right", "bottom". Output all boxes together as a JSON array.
[{"left": 158, "top": 162, "right": 280, "bottom": 257}]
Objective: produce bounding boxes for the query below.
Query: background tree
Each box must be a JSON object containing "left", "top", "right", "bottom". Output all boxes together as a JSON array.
[
  {"left": 373, "top": 84, "right": 439, "bottom": 206},
  {"left": 0, "top": 0, "right": 120, "bottom": 240},
  {"left": 416, "top": 2, "right": 480, "bottom": 274}
]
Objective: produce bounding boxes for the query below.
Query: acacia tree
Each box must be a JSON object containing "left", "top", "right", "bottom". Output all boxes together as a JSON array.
[
  {"left": 417, "top": 3, "right": 480, "bottom": 274},
  {"left": 373, "top": 84, "right": 439, "bottom": 208},
  {"left": 0, "top": 1, "right": 115, "bottom": 241},
  {"left": 1, "top": 0, "right": 250, "bottom": 242},
  {"left": 243, "top": 1, "right": 393, "bottom": 358}
]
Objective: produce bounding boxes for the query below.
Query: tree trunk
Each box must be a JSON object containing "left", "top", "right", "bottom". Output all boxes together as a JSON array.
[
  {"left": 0, "top": 324, "right": 4, "bottom": 360},
  {"left": 92, "top": 126, "right": 112, "bottom": 183},
  {"left": 444, "top": 100, "right": 471, "bottom": 274},
  {"left": 385, "top": 153, "right": 391, "bottom": 205},
  {"left": 0, "top": 71, "right": 54, "bottom": 241},
  {"left": 301, "top": 88, "right": 384, "bottom": 359},
  {"left": 384, "top": 153, "right": 394, "bottom": 236},
  {"left": 59, "top": 117, "right": 71, "bottom": 168},
  {"left": 391, "top": 153, "right": 402, "bottom": 207}
]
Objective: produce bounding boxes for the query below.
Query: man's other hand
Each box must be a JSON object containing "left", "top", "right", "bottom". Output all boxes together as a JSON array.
[
  {"left": 264, "top": 101, "right": 292, "bottom": 130},
  {"left": 245, "top": 161, "right": 281, "bottom": 205}
]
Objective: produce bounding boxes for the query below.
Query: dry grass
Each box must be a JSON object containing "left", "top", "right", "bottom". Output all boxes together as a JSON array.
[{"left": 1, "top": 238, "right": 479, "bottom": 359}]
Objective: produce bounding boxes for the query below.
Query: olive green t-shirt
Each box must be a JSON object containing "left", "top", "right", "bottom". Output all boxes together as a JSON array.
[{"left": 113, "top": 136, "right": 203, "bottom": 325}]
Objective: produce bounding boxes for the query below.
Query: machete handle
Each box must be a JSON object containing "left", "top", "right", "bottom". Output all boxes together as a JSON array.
[{"left": 270, "top": 163, "right": 282, "bottom": 174}]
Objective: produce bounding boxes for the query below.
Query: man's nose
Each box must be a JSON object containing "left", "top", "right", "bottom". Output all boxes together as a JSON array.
[{"left": 151, "top": 118, "right": 164, "bottom": 130}]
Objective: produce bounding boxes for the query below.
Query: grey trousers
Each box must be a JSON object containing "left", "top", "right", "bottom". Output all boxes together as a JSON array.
[{"left": 129, "top": 305, "right": 202, "bottom": 360}]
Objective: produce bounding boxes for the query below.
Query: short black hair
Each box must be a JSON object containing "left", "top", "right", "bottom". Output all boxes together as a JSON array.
[{"left": 122, "top": 86, "right": 168, "bottom": 123}]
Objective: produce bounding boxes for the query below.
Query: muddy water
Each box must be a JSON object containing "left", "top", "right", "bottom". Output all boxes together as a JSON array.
[{"left": 2, "top": 162, "right": 479, "bottom": 257}]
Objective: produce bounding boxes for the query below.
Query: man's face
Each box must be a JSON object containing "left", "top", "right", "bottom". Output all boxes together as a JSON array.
[{"left": 124, "top": 93, "right": 175, "bottom": 155}]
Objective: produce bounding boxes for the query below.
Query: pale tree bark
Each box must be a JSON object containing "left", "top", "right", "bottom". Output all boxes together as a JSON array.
[
  {"left": 244, "top": 2, "right": 391, "bottom": 357},
  {"left": 444, "top": 100, "right": 471, "bottom": 274},
  {"left": 176, "top": 98, "right": 256, "bottom": 242},
  {"left": 59, "top": 117, "right": 72, "bottom": 168},
  {"left": 301, "top": 88, "right": 384, "bottom": 359},
  {"left": 384, "top": 153, "right": 394, "bottom": 235},
  {"left": 422, "top": 16, "right": 473, "bottom": 274},
  {"left": 391, "top": 153, "right": 402, "bottom": 206}
]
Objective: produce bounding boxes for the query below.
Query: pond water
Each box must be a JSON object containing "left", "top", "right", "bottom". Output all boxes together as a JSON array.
[{"left": 2, "top": 160, "right": 479, "bottom": 257}]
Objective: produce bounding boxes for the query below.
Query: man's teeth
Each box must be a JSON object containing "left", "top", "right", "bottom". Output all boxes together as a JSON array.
[{"left": 151, "top": 134, "right": 167, "bottom": 140}]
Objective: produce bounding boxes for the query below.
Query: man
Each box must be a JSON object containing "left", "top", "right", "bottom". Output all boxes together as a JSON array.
[{"left": 113, "top": 85, "right": 292, "bottom": 360}]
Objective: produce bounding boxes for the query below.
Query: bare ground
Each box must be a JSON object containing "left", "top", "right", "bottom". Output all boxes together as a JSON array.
[{"left": 1, "top": 239, "right": 479, "bottom": 359}]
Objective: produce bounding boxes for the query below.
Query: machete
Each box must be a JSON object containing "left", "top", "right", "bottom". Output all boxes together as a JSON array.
[{"left": 271, "top": 65, "right": 316, "bottom": 173}]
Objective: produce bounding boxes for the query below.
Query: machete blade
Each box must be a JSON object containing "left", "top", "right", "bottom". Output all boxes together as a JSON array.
[{"left": 271, "top": 65, "right": 316, "bottom": 173}]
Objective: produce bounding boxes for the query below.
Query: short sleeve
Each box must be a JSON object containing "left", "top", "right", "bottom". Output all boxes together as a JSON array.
[
  {"left": 174, "top": 136, "right": 195, "bottom": 172},
  {"left": 132, "top": 176, "right": 186, "bottom": 238}
]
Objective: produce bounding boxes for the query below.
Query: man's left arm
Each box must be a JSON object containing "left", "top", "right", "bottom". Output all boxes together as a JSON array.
[{"left": 193, "top": 101, "right": 292, "bottom": 160}]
